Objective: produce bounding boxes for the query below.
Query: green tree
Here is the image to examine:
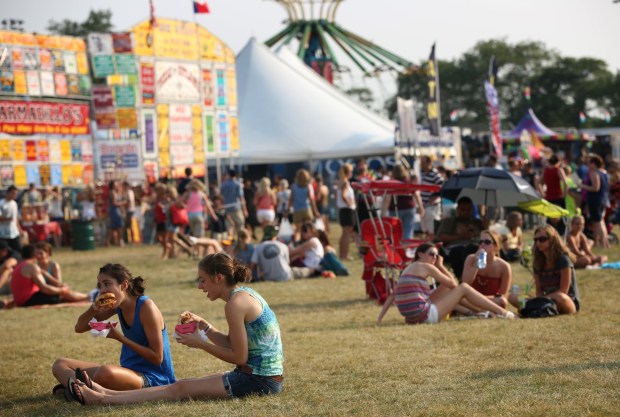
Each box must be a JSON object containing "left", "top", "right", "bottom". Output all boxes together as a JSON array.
[
  {"left": 389, "top": 39, "right": 618, "bottom": 131},
  {"left": 344, "top": 87, "right": 375, "bottom": 110},
  {"left": 47, "top": 9, "right": 113, "bottom": 36}
]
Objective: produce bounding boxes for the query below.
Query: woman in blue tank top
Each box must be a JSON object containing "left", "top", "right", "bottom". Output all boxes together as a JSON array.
[
  {"left": 65, "top": 253, "right": 284, "bottom": 406},
  {"left": 52, "top": 264, "right": 176, "bottom": 395}
]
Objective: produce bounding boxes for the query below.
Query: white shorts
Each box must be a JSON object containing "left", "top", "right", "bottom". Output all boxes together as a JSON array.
[
  {"left": 256, "top": 209, "right": 276, "bottom": 224},
  {"left": 425, "top": 304, "right": 439, "bottom": 324}
]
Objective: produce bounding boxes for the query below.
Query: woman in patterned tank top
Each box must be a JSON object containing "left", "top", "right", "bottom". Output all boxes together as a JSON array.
[
  {"left": 66, "top": 253, "right": 284, "bottom": 406},
  {"left": 377, "top": 243, "right": 517, "bottom": 325}
]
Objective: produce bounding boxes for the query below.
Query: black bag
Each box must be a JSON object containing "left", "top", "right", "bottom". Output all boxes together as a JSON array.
[{"left": 520, "top": 297, "right": 559, "bottom": 318}]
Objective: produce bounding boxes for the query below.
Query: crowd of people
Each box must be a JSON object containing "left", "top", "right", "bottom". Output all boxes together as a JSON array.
[
  {"left": 0, "top": 150, "right": 615, "bottom": 408},
  {"left": 0, "top": 150, "right": 613, "bottom": 318}
]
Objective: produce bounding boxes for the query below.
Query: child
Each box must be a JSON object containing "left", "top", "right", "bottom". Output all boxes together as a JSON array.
[
  {"left": 52, "top": 264, "right": 176, "bottom": 394},
  {"left": 65, "top": 253, "right": 283, "bottom": 405}
]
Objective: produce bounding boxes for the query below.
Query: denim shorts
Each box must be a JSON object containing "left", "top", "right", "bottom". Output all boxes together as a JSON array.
[{"left": 222, "top": 369, "right": 283, "bottom": 398}]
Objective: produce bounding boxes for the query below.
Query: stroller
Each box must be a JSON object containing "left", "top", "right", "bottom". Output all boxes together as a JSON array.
[{"left": 353, "top": 180, "right": 441, "bottom": 304}]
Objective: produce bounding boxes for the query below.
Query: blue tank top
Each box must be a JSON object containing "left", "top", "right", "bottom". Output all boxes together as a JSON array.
[
  {"left": 291, "top": 183, "right": 310, "bottom": 211},
  {"left": 586, "top": 170, "right": 608, "bottom": 203},
  {"left": 230, "top": 286, "right": 284, "bottom": 376},
  {"left": 117, "top": 295, "right": 176, "bottom": 386}
]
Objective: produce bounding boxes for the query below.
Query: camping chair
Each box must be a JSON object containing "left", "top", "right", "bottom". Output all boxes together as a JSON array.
[{"left": 360, "top": 218, "right": 406, "bottom": 304}]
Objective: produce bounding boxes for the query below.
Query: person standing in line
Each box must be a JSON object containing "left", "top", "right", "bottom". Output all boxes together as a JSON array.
[
  {"left": 123, "top": 182, "right": 137, "bottom": 244},
  {"left": 314, "top": 174, "right": 330, "bottom": 233},
  {"left": 288, "top": 169, "right": 319, "bottom": 242},
  {"left": 107, "top": 181, "right": 126, "bottom": 247},
  {"left": 253, "top": 177, "right": 277, "bottom": 229},
  {"left": 542, "top": 154, "right": 569, "bottom": 236},
  {"left": 579, "top": 154, "right": 609, "bottom": 248},
  {"left": 275, "top": 179, "right": 291, "bottom": 225},
  {"left": 243, "top": 179, "right": 258, "bottom": 240},
  {"left": 336, "top": 164, "right": 357, "bottom": 261},
  {"left": 0, "top": 185, "right": 23, "bottom": 253},
  {"left": 419, "top": 156, "right": 444, "bottom": 241},
  {"left": 219, "top": 170, "right": 248, "bottom": 240}
]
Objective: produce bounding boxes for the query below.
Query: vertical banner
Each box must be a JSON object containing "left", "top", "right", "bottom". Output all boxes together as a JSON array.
[
  {"left": 397, "top": 97, "right": 417, "bottom": 148},
  {"left": 230, "top": 115, "right": 239, "bottom": 152},
  {"left": 140, "top": 62, "right": 155, "bottom": 105},
  {"left": 426, "top": 43, "right": 440, "bottom": 137},
  {"left": 204, "top": 113, "right": 215, "bottom": 154},
  {"left": 484, "top": 80, "right": 502, "bottom": 157},
  {"left": 81, "top": 140, "right": 93, "bottom": 164},
  {"left": 14, "top": 165, "right": 27, "bottom": 187},
  {"left": 227, "top": 68, "right": 237, "bottom": 111},
  {"left": 169, "top": 104, "right": 194, "bottom": 166},
  {"left": 202, "top": 69, "right": 213, "bottom": 108},
  {"left": 217, "top": 112, "right": 229, "bottom": 153},
  {"left": 26, "top": 140, "right": 37, "bottom": 161},
  {"left": 49, "top": 140, "right": 62, "bottom": 163},
  {"left": 142, "top": 108, "right": 158, "bottom": 159},
  {"left": 50, "top": 165, "right": 62, "bottom": 186},
  {"left": 37, "top": 140, "right": 49, "bottom": 162},
  {"left": 40, "top": 164, "right": 51, "bottom": 186},
  {"left": 26, "top": 165, "right": 41, "bottom": 185},
  {"left": 216, "top": 69, "right": 227, "bottom": 108}
]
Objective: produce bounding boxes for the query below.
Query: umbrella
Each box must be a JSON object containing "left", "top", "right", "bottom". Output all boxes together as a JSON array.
[
  {"left": 441, "top": 167, "right": 541, "bottom": 207},
  {"left": 517, "top": 199, "right": 569, "bottom": 219}
]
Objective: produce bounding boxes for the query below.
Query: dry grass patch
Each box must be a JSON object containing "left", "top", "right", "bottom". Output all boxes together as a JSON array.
[{"left": 0, "top": 229, "right": 619, "bottom": 416}]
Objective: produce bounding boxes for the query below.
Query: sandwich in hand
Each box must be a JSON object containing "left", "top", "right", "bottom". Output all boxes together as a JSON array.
[
  {"left": 95, "top": 293, "right": 117, "bottom": 309},
  {"left": 175, "top": 312, "right": 197, "bottom": 334}
]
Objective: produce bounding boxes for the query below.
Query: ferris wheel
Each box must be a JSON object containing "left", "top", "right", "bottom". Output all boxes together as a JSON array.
[{"left": 264, "top": 1, "right": 417, "bottom": 84}]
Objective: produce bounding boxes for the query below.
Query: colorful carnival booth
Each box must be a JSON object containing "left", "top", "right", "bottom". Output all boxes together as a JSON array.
[{"left": 88, "top": 18, "right": 239, "bottom": 184}]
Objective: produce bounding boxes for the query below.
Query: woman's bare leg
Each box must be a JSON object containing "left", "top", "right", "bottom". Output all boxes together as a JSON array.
[
  {"left": 53, "top": 358, "right": 144, "bottom": 390},
  {"left": 60, "top": 290, "right": 90, "bottom": 303},
  {"left": 79, "top": 373, "right": 228, "bottom": 405},
  {"left": 432, "top": 283, "right": 510, "bottom": 320}
]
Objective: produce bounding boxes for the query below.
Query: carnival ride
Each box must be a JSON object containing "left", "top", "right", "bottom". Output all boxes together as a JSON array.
[{"left": 264, "top": 0, "right": 417, "bottom": 84}]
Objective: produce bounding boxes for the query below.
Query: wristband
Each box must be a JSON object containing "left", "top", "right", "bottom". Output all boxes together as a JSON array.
[{"left": 204, "top": 323, "right": 212, "bottom": 333}]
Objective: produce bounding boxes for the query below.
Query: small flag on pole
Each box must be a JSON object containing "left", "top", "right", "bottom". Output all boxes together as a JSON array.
[
  {"left": 193, "top": 1, "right": 210, "bottom": 13},
  {"left": 579, "top": 111, "right": 587, "bottom": 124},
  {"left": 524, "top": 86, "right": 531, "bottom": 101}
]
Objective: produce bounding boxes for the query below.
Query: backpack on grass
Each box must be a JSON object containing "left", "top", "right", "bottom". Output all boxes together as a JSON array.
[{"left": 520, "top": 297, "right": 558, "bottom": 318}]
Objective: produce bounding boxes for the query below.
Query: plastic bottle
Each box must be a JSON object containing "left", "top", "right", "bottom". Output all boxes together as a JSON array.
[
  {"left": 477, "top": 250, "right": 487, "bottom": 269},
  {"left": 511, "top": 284, "right": 521, "bottom": 295}
]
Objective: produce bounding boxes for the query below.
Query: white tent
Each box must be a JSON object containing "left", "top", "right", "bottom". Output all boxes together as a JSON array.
[{"left": 236, "top": 38, "right": 396, "bottom": 165}]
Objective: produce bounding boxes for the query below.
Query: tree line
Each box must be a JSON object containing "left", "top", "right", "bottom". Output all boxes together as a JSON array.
[{"left": 388, "top": 39, "right": 620, "bottom": 131}]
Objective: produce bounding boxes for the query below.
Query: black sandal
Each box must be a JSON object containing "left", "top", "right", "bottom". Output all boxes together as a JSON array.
[
  {"left": 75, "top": 368, "right": 93, "bottom": 389},
  {"left": 64, "top": 377, "right": 86, "bottom": 405}
]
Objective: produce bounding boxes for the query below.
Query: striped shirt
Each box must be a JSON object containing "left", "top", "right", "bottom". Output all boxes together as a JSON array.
[
  {"left": 420, "top": 169, "right": 444, "bottom": 206},
  {"left": 394, "top": 274, "right": 432, "bottom": 324}
]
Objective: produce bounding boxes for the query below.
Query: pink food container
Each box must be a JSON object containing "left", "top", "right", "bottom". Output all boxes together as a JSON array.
[
  {"left": 175, "top": 322, "right": 197, "bottom": 334},
  {"left": 89, "top": 321, "right": 117, "bottom": 331}
]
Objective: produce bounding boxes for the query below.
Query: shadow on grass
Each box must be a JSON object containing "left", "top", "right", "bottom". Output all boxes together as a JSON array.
[
  {"left": 270, "top": 298, "right": 369, "bottom": 312},
  {"left": 470, "top": 361, "right": 620, "bottom": 379}
]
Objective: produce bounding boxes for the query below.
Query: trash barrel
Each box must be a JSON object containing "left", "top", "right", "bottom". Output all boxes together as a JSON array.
[{"left": 71, "top": 220, "right": 95, "bottom": 251}]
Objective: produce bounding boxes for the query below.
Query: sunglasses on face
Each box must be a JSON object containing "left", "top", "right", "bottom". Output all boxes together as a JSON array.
[
  {"left": 534, "top": 236, "right": 549, "bottom": 243},
  {"left": 478, "top": 239, "right": 494, "bottom": 246},
  {"left": 426, "top": 251, "right": 439, "bottom": 258}
]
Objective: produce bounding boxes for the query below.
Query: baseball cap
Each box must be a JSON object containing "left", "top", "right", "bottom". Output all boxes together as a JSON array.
[{"left": 262, "top": 225, "right": 279, "bottom": 241}]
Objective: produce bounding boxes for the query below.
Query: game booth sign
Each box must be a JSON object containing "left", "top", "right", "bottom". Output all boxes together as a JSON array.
[
  {"left": 0, "top": 31, "right": 93, "bottom": 187},
  {"left": 88, "top": 18, "right": 239, "bottom": 184}
]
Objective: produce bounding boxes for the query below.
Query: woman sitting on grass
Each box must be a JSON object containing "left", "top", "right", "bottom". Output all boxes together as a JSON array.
[
  {"left": 11, "top": 245, "right": 90, "bottom": 307},
  {"left": 65, "top": 253, "right": 284, "bottom": 405},
  {"left": 510, "top": 225, "right": 580, "bottom": 314},
  {"left": 501, "top": 211, "right": 523, "bottom": 262},
  {"left": 461, "top": 230, "right": 512, "bottom": 308},
  {"left": 34, "top": 242, "right": 63, "bottom": 286},
  {"left": 52, "top": 263, "right": 176, "bottom": 393},
  {"left": 289, "top": 222, "right": 324, "bottom": 278},
  {"left": 566, "top": 215, "right": 607, "bottom": 269},
  {"left": 377, "top": 242, "right": 516, "bottom": 325}
]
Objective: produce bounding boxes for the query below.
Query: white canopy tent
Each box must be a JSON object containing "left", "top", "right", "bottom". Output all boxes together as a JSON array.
[{"left": 236, "top": 38, "right": 396, "bottom": 165}]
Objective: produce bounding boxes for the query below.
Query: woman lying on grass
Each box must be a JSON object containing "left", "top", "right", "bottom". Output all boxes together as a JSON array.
[
  {"left": 52, "top": 263, "right": 176, "bottom": 393},
  {"left": 377, "top": 243, "right": 517, "bottom": 325},
  {"left": 65, "top": 253, "right": 284, "bottom": 405}
]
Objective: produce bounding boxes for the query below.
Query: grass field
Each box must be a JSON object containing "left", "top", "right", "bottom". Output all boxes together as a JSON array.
[{"left": 0, "top": 226, "right": 619, "bottom": 416}]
